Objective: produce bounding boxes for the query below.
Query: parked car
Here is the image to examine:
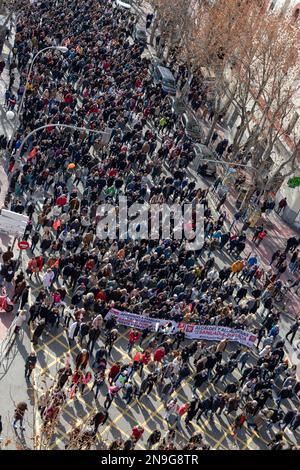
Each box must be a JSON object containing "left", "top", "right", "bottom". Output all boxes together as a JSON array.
[
  {"left": 166, "top": 96, "right": 186, "bottom": 115},
  {"left": 193, "top": 144, "right": 219, "bottom": 177},
  {"left": 181, "top": 113, "right": 205, "bottom": 142},
  {"left": 152, "top": 64, "right": 176, "bottom": 95},
  {"left": 133, "top": 25, "right": 147, "bottom": 44}
]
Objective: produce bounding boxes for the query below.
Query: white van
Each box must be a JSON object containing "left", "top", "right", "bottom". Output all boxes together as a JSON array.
[
  {"left": 115, "top": 0, "right": 132, "bottom": 10},
  {"left": 152, "top": 65, "right": 176, "bottom": 95}
]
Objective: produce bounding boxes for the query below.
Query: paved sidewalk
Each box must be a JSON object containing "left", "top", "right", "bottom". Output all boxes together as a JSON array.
[
  {"left": 0, "top": 327, "right": 34, "bottom": 450},
  {"left": 0, "top": 13, "right": 19, "bottom": 211},
  {"left": 0, "top": 14, "right": 20, "bottom": 342}
]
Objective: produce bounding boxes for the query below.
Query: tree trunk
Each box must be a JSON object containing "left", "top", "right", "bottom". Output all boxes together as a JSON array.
[
  {"left": 164, "top": 44, "right": 170, "bottom": 62},
  {"left": 150, "top": 15, "right": 159, "bottom": 47},
  {"left": 205, "top": 113, "right": 219, "bottom": 146},
  {"left": 0, "top": 26, "right": 5, "bottom": 56},
  {"left": 230, "top": 128, "right": 247, "bottom": 161},
  {"left": 179, "top": 69, "right": 193, "bottom": 101},
  {"left": 204, "top": 96, "right": 232, "bottom": 146}
]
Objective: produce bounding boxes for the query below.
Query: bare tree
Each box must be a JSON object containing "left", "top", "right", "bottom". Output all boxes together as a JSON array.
[
  {"left": 175, "top": 0, "right": 266, "bottom": 144},
  {"left": 226, "top": 12, "right": 300, "bottom": 197},
  {"left": 148, "top": 0, "right": 193, "bottom": 61}
]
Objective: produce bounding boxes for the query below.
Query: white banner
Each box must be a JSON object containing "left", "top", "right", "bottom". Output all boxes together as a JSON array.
[{"left": 106, "top": 308, "right": 257, "bottom": 348}]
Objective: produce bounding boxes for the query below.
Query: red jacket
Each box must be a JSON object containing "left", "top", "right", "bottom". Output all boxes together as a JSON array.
[
  {"left": 141, "top": 352, "right": 151, "bottom": 365},
  {"left": 131, "top": 426, "right": 144, "bottom": 441},
  {"left": 154, "top": 348, "right": 165, "bottom": 362},
  {"left": 96, "top": 290, "right": 107, "bottom": 302},
  {"left": 129, "top": 330, "right": 141, "bottom": 344},
  {"left": 108, "top": 364, "right": 120, "bottom": 379},
  {"left": 64, "top": 93, "right": 73, "bottom": 104},
  {"left": 35, "top": 256, "right": 44, "bottom": 272},
  {"left": 56, "top": 195, "right": 67, "bottom": 207}
]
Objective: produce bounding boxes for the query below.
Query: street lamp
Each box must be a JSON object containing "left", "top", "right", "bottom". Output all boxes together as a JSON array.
[
  {"left": 6, "top": 110, "right": 15, "bottom": 120},
  {"left": 55, "top": 46, "right": 68, "bottom": 53},
  {"left": 6, "top": 45, "right": 69, "bottom": 151}
]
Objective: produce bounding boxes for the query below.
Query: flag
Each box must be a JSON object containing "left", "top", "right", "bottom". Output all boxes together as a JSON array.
[{"left": 28, "top": 148, "right": 37, "bottom": 159}]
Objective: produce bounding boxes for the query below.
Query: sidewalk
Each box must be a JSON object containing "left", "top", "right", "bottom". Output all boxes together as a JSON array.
[
  {"left": 0, "top": 14, "right": 20, "bottom": 342},
  {"left": 0, "top": 327, "right": 34, "bottom": 450},
  {"left": 0, "top": 13, "right": 19, "bottom": 211}
]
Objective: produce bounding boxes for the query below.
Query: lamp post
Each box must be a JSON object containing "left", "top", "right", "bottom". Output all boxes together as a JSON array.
[{"left": 6, "top": 45, "right": 68, "bottom": 152}]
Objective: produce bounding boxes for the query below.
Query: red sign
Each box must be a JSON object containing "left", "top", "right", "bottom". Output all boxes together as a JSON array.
[{"left": 18, "top": 240, "right": 30, "bottom": 250}]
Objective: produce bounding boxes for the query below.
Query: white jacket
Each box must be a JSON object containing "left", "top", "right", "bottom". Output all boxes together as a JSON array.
[
  {"left": 68, "top": 321, "right": 79, "bottom": 339},
  {"left": 43, "top": 271, "right": 54, "bottom": 288},
  {"left": 15, "top": 313, "right": 27, "bottom": 328},
  {"left": 92, "top": 315, "right": 103, "bottom": 329}
]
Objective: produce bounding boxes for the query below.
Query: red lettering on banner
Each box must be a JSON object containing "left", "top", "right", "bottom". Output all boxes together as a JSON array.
[{"left": 106, "top": 309, "right": 257, "bottom": 348}]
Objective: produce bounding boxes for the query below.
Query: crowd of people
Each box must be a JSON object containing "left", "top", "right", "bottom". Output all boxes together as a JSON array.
[{"left": 0, "top": 0, "right": 299, "bottom": 451}]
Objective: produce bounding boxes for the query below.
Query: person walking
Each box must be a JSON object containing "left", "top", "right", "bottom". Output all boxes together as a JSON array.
[
  {"left": 91, "top": 409, "right": 108, "bottom": 434},
  {"left": 127, "top": 329, "right": 141, "bottom": 354},
  {"left": 276, "top": 197, "right": 287, "bottom": 215},
  {"left": 14, "top": 310, "right": 27, "bottom": 335},
  {"left": 79, "top": 321, "right": 91, "bottom": 347},
  {"left": 68, "top": 320, "right": 81, "bottom": 347},
  {"left": 25, "top": 353, "right": 37, "bottom": 380},
  {"left": 147, "top": 429, "right": 161, "bottom": 449},
  {"left": 108, "top": 362, "right": 121, "bottom": 385},
  {"left": 239, "top": 349, "right": 250, "bottom": 371},
  {"left": 276, "top": 385, "right": 293, "bottom": 408},
  {"left": 254, "top": 229, "right": 267, "bottom": 247},
  {"left": 280, "top": 409, "right": 296, "bottom": 431},
  {"left": 289, "top": 250, "right": 299, "bottom": 273},
  {"left": 20, "top": 287, "right": 30, "bottom": 310},
  {"left": 283, "top": 236, "right": 298, "bottom": 254},
  {"left": 56, "top": 365, "right": 73, "bottom": 390},
  {"left": 285, "top": 321, "right": 300, "bottom": 345},
  {"left": 104, "top": 386, "right": 120, "bottom": 410},
  {"left": 185, "top": 397, "right": 199, "bottom": 425},
  {"left": 31, "top": 318, "right": 46, "bottom": 347},
  {"left": 131, "top": 425, "right": 144, "bottom": 443},
  {"left": 13, "top": 402, "right": 28, "bottom": 431},
  {"left": 270, "top": 249, "right": 281, "bottom": 266},
  {"left": 192, "top": 369, "right": 208, "bottom": 396},
  {"left": 75, "top": 349, "right": 89, "bottom": 370},
  {"left": 252, "top": 225, "right": 264, "bottom": 243},
  {"left": 196, "top": 396, "right": 214, "bottom": 421},
  {"left": 92, "top": 370, "right": 106, "bottom": 399},
  {"left": 104, "top": 328, "right": 119, "bottom": 356},
  {"left": 87, "top": 325, "right": 101, "bottom": 354},
  {"left": 216, "top": 193, "right": 227, "bottom": 212}
]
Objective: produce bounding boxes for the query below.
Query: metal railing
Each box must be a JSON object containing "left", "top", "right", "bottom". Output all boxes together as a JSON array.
[{"left": 0, "top": 316, "right": 18, "bottom": 367}]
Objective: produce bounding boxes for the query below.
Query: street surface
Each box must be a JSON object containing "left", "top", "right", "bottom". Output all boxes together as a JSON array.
[{"left": 0, "top": 0, "right": 299, "bottom": 451}]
